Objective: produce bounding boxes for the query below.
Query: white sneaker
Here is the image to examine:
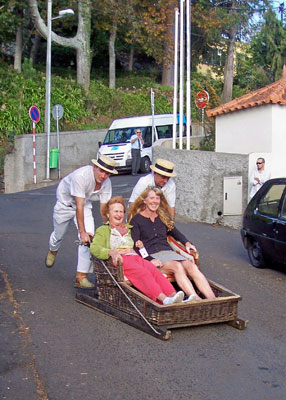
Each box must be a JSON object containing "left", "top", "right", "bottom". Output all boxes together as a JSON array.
[
  {"left": 163, "top": 291, "right": 184, "bottom": 305},
  {"left": 183, "top": 294, "right": 198, "bottom": 303}
]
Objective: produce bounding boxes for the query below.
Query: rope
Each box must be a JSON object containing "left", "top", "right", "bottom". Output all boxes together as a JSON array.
[{"left": 98, "top": 259, "right": 162, "bottom": 336}]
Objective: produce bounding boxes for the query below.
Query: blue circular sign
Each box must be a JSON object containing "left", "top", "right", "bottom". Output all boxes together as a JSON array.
[{"left": 29, "top": 106, "right": 40, "bottom": 123}]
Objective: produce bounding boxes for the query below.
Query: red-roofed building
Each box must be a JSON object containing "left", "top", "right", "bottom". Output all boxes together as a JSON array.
[{"left": 207, "top": 66, "right": 286, "bottom": 181}]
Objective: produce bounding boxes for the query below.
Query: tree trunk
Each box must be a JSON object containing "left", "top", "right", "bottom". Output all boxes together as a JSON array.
[
  {"left": 162, "top": 62, "right": 173, "bottom": 87},
  {"left": 128, "top": 41, "right": 134, "bottom": 71},
  {"left": 30, "top": 33, "right": 41, "bottom": 65},
  {"left": 221, "top": 30, "right": 236, "bottom": 103},
  {"left": 29, "top": 0, "right": 92, "bottom": 93},
  {"left": 221, "top": 0, "right": 238, "bottom": 103},
  {"left": 109, "top": 22, "right": 117, "bottom": 89},
  {"left": 161, "top": 6, "right": 174, "bottom": 87},
  {"left": 76, "top": 0, "right": 92, "bottom": 93},
  {"left": 14, "top": 24, "right": 22, "bottom": 72}
]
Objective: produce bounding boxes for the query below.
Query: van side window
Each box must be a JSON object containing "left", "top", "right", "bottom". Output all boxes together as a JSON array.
[
  {"left": 143, "top": 127, "right": 152, "bottom": 147},
  {"left": 157, "top": 124, "right": 187, "bottom": 139},
  {"left": 157, "top": 125, "right": 172, "bottom": 139}
]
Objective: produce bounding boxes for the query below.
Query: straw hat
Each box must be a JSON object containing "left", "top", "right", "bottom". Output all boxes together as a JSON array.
[
  {"left": 150, "top": 158, "right": 177, "bottom": 177},
  {"left": 91, "top": 155, "right": 118, "bottom": 174}
]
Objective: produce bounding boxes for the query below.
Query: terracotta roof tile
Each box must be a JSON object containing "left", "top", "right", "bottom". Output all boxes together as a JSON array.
[{"left": 207, "top": 66, "right": 286, "bottom": 118}]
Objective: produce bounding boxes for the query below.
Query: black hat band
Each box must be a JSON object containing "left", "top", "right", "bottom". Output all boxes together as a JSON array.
[
  {"left": 97, "top": 158, "right": 114, "bottom": 171},
  {"left": 155, "top": 163, "right": 173, "bottom": 174}
]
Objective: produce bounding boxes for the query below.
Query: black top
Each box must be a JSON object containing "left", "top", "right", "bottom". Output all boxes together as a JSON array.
[{"left": 130, "top": 213, "right": 189, "bottom": 260}]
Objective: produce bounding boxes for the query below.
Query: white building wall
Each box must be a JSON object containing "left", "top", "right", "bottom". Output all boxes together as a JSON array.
[
  {"left": 271, "top": 105, "right": 286, "bottom": 178},
  {"left": 215, "top": 105, "right": 272, "bottom": 154}
]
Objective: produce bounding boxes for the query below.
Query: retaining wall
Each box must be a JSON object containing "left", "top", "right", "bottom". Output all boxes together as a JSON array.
[
  {"left": 4, "top": 129, "right": 107, "bottom": 193},
  {"left": 153, "top": 146, "right": 249, "bottom": 229}
]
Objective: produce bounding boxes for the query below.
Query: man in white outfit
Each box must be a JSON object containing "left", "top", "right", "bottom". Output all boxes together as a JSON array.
[
  {"left": 129, "top": 158, "right": 177, "bottom": 219},
  {"left": 45, "top": 155, "right": 118, "bottom": 288},
  {"left": 249, "top": 157, "right": 271, "bottom": 199}
]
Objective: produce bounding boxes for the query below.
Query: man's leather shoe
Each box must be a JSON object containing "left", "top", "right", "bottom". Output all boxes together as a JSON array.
[{"left": 45, "top": 251, "right": 57, "bottom": 268}]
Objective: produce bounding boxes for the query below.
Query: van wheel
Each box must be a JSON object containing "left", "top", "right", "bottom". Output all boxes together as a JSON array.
[
  {"left": 247, "top": 239, "right": 265, "bottom": 268},
  {"left": 140, "top": 157, "right": 151, "bottom": 173}
]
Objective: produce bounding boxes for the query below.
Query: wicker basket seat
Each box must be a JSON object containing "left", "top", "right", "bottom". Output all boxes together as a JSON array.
[{"left": 91, "top": 256, "right": 242, "bottom": 328}]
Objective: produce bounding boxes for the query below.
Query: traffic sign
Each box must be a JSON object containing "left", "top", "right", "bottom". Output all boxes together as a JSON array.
[
  {"left": 29, "top": 106, "right": 41, "bottom": 123},
  {"left": 195, "top": 90, "right": 209, "bottom": 109},
  {"left": 52, "top": 104, "right": 64, "bottom": 120}
]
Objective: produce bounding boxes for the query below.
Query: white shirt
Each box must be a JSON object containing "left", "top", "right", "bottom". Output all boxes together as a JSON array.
[
  {"left": 128, "top": 172, "right": 176, "bottom": 207},
  {"left": 56, "top": 165, "right": 112, "bottom": 209},
  {"left": 249, "top": 168, "right": 271, "bottom": 199},
  {"left": 130, "top": 134, "right": 142, "bottom": 150}
]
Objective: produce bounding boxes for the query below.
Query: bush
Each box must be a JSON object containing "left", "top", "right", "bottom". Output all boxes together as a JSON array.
[{"left": 0, "top": 59, "right": 88, "bottom": 136}]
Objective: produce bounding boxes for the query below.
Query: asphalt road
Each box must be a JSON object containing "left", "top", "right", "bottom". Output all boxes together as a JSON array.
[{"left": 0, "top": 173, "right": 285, "bottom": 400}]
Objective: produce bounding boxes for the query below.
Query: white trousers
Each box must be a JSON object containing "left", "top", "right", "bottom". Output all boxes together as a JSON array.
[{"left": 49, "top": 202, "right": 95, "bottom": 273}]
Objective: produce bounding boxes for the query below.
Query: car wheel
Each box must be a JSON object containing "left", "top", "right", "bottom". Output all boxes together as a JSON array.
[
  {"left": 247, "top": 239, "right": 265, "bottom": 268},
  {"left": 140, "top": 157, "right": 151, "bottom": 173}
]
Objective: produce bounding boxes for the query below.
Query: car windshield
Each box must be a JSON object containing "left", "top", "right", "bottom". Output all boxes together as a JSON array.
[{"left": 103, "top": 127, "right": 147, "bottom": 145}]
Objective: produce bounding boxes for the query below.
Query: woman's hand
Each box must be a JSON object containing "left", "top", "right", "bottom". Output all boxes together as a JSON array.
[
  {"left": 185, "top": 241, "right": 197, "bottom": 253},
  {"left": 109, "top": 249, "right": 123, "bottom": 266},
  {"left": 135, "top": 240, "right": 144, "bottom": 249},
  {"left": 151, "top": 258, "right": 163, "bottom": 268}
]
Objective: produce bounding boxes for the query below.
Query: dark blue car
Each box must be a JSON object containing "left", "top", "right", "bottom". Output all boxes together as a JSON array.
[{"left": 241, "top": 178, "right": 286, "bottom": 268}]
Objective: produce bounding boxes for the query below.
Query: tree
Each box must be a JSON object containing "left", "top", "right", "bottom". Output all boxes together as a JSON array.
[
  {"left": 250, "top": 7, "right": 286, "bottom": 82},
  {"left": 138, "top": 0, "right": 175, "bottom": 86},
  {"left": 29, "top": 0, "right": 92, "bottom": 93},
  {"left": 192, "top": 0, "right": 264, "bottom": 103},
  {"left": 0, "top": 1, "right": 29, "bottom": 72}
]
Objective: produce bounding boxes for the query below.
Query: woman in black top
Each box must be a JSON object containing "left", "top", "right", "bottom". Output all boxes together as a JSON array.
[{"left": 129, "top": 187, "right": 216, "bottom": 301}]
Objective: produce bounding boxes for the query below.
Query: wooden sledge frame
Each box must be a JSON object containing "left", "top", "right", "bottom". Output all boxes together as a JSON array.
[{"left": 75, "top": 257, "right": 248, "bottom": 340}]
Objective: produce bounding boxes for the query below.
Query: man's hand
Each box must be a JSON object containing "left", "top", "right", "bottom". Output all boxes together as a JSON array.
[{"left": 80, "top": 231, "right": 93, "bottom": 244}]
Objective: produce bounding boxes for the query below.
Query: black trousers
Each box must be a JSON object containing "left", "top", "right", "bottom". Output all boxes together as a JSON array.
[{"left": 131, "top": 148, "right": 141, "bottom": 174}]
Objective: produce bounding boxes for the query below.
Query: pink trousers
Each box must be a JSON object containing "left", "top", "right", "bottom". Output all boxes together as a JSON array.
[{"left": 121, "top": 254, "right": 175, "bottom": 302}]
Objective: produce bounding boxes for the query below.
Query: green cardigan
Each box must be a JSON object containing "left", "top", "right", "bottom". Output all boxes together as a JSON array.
[{"left": 90, "top": 223, "right": 133, "bottom": 260}]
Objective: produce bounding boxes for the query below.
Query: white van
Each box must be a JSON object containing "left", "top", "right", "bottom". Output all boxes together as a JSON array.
[{"left": 97, "top": 114, "right": 186, "bottom": 173}]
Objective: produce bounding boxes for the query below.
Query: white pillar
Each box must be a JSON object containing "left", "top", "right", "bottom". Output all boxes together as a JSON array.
[
  {"left": 179, "top": 0, "right": 184, "bottom": 150},
  {"left": 186, "top": 0, "right": 191, "bottom": 150},
  {"left": 172, "top": 8, "right": 179, "bottom": 150},
  {"left": 45, "top": 0, "right": 52, "bottom": 180}
]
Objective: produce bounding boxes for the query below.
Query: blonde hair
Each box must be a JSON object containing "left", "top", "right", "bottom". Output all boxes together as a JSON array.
[
  {"left": 102, "top": 196, "right": 126, "bottom": 219},
  {"left": 128, "top": 186, "right": 174, "bottom": 230}
]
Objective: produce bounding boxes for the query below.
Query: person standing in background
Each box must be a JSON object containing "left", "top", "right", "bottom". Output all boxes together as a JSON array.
[
  {"left": 130, "top": 129, "right": 144, "bottom": 176},
  {"left": 249, "top": 157, "right": 271, "bottom": 199}
]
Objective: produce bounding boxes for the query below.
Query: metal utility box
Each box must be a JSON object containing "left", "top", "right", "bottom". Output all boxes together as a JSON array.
[{"left": 223, "top": 176, "right": 243, "bottom": 215}]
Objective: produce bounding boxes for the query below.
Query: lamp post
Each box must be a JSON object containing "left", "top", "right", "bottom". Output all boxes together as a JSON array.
[{"left": 45, "top": 0, "right": 74, "bottom": 180}]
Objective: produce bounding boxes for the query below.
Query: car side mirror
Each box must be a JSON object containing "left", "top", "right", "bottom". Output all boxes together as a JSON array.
[{"left": 98, "top": 141, "right": 102, "bottom": 148}]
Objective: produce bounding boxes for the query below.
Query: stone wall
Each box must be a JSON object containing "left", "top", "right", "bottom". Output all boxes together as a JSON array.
[
  {"left": 4, "top": 129, "right": 107, "bottom": 193},
  {"left": 153, "top": 147, "right": 249, "bottom": 229}
]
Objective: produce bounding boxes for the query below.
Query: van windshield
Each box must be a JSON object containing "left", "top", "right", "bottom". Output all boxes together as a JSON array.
[{"left": 103, "top": 127, "right": 147, "bottom": 145}]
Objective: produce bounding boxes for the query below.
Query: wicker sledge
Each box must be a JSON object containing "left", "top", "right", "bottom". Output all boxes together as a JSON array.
[{"left": 75, "top": 254, "right": 248, "bottom": 340}]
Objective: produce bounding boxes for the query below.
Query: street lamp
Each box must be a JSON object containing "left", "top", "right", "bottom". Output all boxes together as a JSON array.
[{"left": 45, "top": 1, "right": 74, "bottom": 180}]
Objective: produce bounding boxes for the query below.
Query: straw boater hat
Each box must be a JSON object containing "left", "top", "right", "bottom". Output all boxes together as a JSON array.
[
  {"left": 150, "top": 158, "right": 177, "bottom": 177},
  {"left": 92, "top": 155, "right": 118, "bottom": 174}
]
